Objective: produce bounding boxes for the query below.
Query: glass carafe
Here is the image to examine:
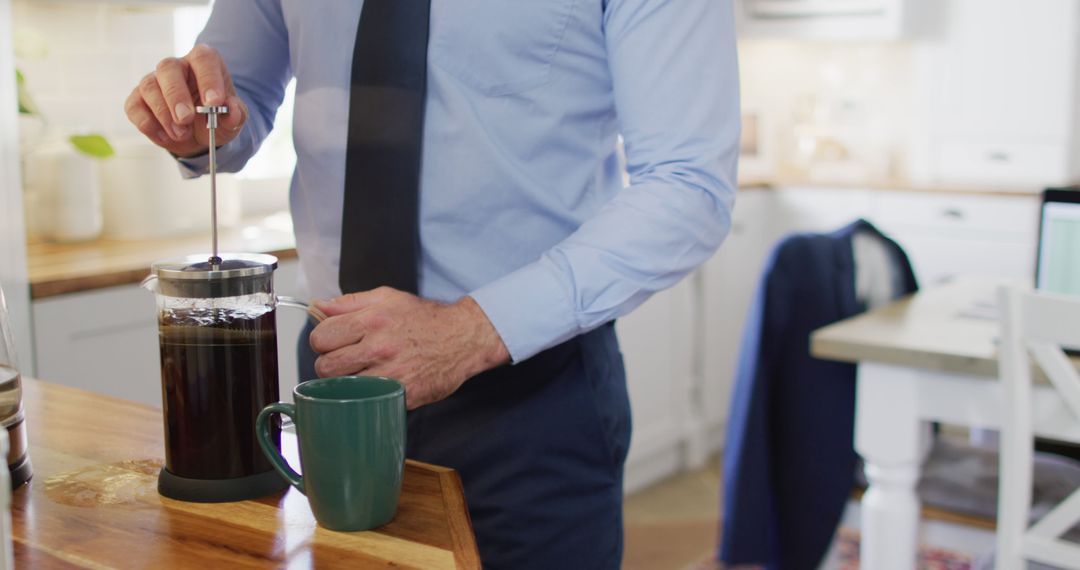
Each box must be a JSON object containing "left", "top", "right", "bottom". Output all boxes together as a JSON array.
[
  {"left": 0, "top": 286, "right": 31, "bottom": 488},
  {"left": 143, "top": 253, "right": 314, "bottom": 502}
]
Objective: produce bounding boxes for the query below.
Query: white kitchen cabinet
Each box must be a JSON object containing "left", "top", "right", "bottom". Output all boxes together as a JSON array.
[
  {"left": 617, "top": 277, "right": 697, "bottom": 493},
  {"left": 699, "top": 190, "right": 778, "bottom": 459},
  {"left": 735, "top": 0, "right": 928, "bottom": 41},
  {"left": 867, "top": 190, "right": 1039, "bottom": 286},
  {"left": 33, "top": 284, "right": 160, "bottom": 406},
  {"left": 773, "top": 186, "right": 875, "bottom": 234},
  {"left": 32, "top": 259, "right": 307, "bottom": 408},
  {"left": 927, "top": 0, "right": 1080, "bottom": 186}
]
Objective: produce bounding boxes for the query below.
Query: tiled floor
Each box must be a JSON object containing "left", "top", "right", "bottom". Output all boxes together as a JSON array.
[{"left": 622, "top": 457, "right": 722, "bottom": 570}]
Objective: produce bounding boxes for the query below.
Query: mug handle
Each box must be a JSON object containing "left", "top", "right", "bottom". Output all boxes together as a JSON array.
[
  {"left": 277, "top": 296, "right": 327, "bottom": 322},
  {"left": 256, "top": 403, "right": 305, "bottom": 494}
]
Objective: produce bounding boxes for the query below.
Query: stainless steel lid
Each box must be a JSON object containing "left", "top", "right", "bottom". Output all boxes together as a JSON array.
[
  {"left": 150, "top": 253, "right": 278, "bottom": 298},
  {"left": 152, "top": 253, "right": 278, "bottom": 280}
]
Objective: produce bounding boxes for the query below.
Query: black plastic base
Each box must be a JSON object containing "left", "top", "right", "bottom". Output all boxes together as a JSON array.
[
  {"left": 158, "top": 468, "right": 288, "bottom": 503},
  {"left": 9, "top": 453, "right": 31, "bottom": 489}
]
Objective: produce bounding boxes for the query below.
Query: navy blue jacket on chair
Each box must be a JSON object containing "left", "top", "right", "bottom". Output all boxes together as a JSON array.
[{"left": 719, "top": 219, "right": 918, "bottom": 569}]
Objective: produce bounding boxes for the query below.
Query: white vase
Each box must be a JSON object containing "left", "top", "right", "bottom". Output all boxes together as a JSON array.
[
  {"left": 24, "top": 143, "right": 105, "bottom": 243},
  {"left": 50, "top": 150, "right": 104, "bottom": 243}
]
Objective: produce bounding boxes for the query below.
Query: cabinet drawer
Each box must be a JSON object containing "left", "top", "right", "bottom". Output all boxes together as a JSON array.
[
  {"left": 888, "top": 233, "right": 1035, "bottom": 286},
  {"left": 934, "top": 140, "right": 1072, "bottom": 187},
  {"left": 871, "top": 191, "right": 1039, "bottom": 240},
  {"left": 775, "top": 187, "right": 874, "bottom": 234}
]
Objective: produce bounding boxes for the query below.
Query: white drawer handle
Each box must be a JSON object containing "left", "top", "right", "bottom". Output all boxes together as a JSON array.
[
  {"left": 942, "top": 208, "right": 965, "bottom": 220},
  {"left": 987, "top": 151, "right": 1011, "bottom": 163}
]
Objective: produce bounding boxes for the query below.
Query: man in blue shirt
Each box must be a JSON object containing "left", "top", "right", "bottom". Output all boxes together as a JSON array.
[{"left": 125, "top": 1, "right": 739, "bottom": 566}]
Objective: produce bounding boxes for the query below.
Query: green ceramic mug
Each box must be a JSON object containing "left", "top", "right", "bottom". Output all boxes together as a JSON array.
[{"left": 255, "top": 376, "right": 406, "bottom": 532}]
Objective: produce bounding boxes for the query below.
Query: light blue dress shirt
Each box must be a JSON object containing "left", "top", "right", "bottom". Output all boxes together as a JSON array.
[{"left": 180, "top": 0, "right": 740, "bottom": 363}]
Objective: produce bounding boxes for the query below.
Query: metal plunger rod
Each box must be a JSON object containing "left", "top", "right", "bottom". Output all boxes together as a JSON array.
[{"left": 196, "top": 105, "right": 228, "bottom": 268}]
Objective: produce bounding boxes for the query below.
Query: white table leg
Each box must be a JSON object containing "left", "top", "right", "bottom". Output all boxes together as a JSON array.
[{"left": 855, "top": 362, "right": 928, "bottom": 570}]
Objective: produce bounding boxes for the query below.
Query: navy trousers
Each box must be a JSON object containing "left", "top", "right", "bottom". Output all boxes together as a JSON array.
[{"left": 297, "top": 320, "right": 631, "bottom": 569}]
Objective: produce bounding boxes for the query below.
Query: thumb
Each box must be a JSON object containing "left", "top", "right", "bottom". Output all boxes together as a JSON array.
[
  {"left": 218, "top": 94, "right": 246, "bottom": 134},
  {"left": 314, "top": 288, "right": 393, "bottom": 316}
]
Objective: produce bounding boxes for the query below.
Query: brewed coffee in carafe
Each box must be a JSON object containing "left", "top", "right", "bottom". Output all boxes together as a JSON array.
[
  {"left": 0, "top": 286, "right": 31, "bottom": 488},
  {"left": 159, "top": 303, "right": 278, "bottom": 479},
  {"left": 147, "top": 254, "right": 290, "bottom": 502}
]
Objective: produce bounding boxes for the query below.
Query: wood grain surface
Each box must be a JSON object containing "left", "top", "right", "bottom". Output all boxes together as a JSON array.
[
  {"left": 27, "top": 215, "right": 297, "bottom": 299},
  {"left": 11, "top": 379, "right": 480, "bottom": 569}
]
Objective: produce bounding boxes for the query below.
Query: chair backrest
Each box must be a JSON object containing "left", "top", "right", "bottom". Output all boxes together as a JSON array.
[
  {"left": 1000, "top": 287, "right": 1080, "bottom": 421},
  {"left": 996, "top": 286, "right": 1080, "bottom": 570}
]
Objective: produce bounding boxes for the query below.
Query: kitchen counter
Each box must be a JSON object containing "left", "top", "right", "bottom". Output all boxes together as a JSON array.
[
  {"left": 11, "top": 378, "right": 481, "bottom": 568},
  {"left": 737, "top": 175, "right": 1060, "bottom": 197},
  {"left": 27, "top": 212, "right": 297, "bottom": 299},
  {"left": 27, "top": 176, "right": 1067, "bottom": 300}
]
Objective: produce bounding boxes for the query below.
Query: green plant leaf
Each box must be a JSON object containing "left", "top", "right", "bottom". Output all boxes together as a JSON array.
[
  {"left": 15, "top": 68, "right": 39, "bottom": 116},
  {"left": 69, "top": 134, "right": 115, "bottom": 159}
]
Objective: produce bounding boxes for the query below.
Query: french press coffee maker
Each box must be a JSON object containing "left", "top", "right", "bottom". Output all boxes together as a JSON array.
[
  {"left": 143, "top": 254, "right": 314, "bottom": 502},
  {"left": 0, "top": 286, "right": 31, "bottom": 488},
  {"left": 142, "top": 105, "right": 320, "bottom": 502}
]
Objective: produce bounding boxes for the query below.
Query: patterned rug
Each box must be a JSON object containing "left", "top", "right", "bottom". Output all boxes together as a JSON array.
[
  {"left": 833, "top": 527, "right": 972, "bottom": 570},
  {"left": 685, "top": 527, "right": 974, "bottom": 570}
]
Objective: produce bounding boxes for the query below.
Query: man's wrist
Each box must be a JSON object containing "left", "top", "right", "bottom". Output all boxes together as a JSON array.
[{"left": 454, "top": 295, "right": 510, "bottom": 373}]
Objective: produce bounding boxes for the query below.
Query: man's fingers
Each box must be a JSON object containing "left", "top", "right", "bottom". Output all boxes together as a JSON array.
[
  {"left": 313, "top": 344, "right": 374, "bottom": 378},
  {"left": 155, "top": 57, "right": 195, "bottom": 132},
  {"left": 136, "top": 75, "right": 183, "bottom": 142},
  {"left": 124, "top": 92, "right": 172, "bottom": 147},
  {"left": 186, "top": 44, "right": 228, "bottom": 107},
  {"left": 314, "top": 287, "right": 395, "bottom": 317},
  {"left": 309, "top": 313, "right": 370, "bottom": 354}
]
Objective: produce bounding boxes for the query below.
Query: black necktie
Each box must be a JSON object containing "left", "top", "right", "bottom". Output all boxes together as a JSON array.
[{"left": 339, "top": 0, "right": 430, "bottom": 295}]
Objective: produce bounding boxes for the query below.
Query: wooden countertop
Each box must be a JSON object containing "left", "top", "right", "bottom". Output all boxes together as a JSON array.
[
  {"left": 12, "top": 378, "right": 481, "bottom": 569},
  {"left": 811, "top": 279, "right": 1080, "bottom": 378},
  {"left": 27, "top": 213, "right": 297, "bottom": 299},
  {"left": 28, "top": 177, "right": 1060, "bottom": 300},
  {"left": 737, "top": 175, "right": 1055, "bottom": 197}
]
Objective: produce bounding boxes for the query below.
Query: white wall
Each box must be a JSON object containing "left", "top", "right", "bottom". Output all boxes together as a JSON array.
[
  {"left": 0, "top": 0, "right": 35, "bottom": 374},
  {"left": 12, "top": 0, "right": 295, "bottom": 222},
  {"left": 12, "top": 1, "right": 178, "bottom": 142},
  {"left": 737, "top": 40, "right": 922, "bottom": 182}
]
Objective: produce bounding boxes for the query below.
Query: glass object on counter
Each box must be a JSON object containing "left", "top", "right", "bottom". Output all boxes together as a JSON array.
[
  {"left": 143, "top": 253, "right": 317, "bottom": 503},
  {"left": 0, "top": 286, "right": 31, "bottom": 488}
]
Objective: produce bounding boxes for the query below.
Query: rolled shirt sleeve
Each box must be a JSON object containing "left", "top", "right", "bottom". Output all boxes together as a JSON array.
[{"left": 470, "top": 0, "right": 740, "bottom": 362}]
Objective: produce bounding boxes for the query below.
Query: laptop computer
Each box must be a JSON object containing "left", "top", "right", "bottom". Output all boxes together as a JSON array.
[
  {"left": 956, "top": 186, "right": 1080, "bottom": 322},
  {"left": 1036, "top": 187, "right": 1080, "bottom": 297}
]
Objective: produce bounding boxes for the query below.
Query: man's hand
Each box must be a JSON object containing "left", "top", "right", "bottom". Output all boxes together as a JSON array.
[
  {"left": 309, "top": 288, "right": 511, "bottom": 410},
  {"left": 123, "top": 44, "right": 248, "bottom": 158}
]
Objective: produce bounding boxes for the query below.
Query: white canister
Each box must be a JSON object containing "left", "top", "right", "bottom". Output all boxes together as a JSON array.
[
  {"left": 22, "top": 143, "right": 105, "bottom": 243},
  {"left": 99, "top": 138, "right": 240, "bottom": 240},
  {"left": 52, "top": 150, "right": 104, "bottom": 243}
]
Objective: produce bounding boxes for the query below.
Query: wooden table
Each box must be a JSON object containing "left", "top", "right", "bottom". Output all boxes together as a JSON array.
[
  {"left": 811, "top": 279, "right": 1080, "bottom": 570},
  {"left": 10, "top": 379, "right": 480, "bottom": 569}
]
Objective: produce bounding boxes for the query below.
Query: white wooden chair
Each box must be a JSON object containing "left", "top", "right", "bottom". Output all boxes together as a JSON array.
[{"left": 996, "top": 286, "right": 1080, "bottom": 570}]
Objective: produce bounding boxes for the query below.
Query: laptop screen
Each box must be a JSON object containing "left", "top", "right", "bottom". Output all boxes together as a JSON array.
[{"left": 1036, "top": 190, "right": 1080, "bottom": 296}]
